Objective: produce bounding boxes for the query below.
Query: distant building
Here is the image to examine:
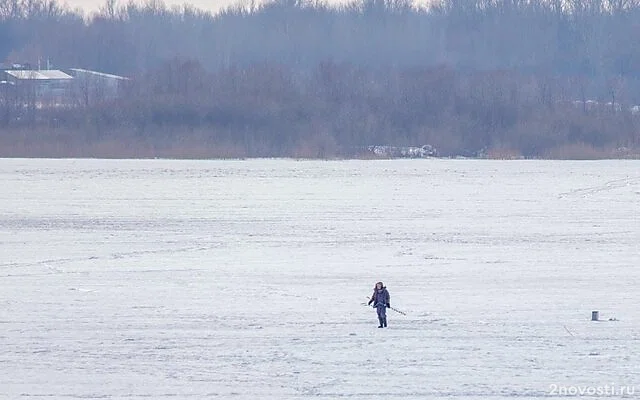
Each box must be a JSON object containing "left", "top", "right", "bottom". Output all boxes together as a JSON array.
[
  {"left": 0, "top": 65, "right": 130, "bottom": 109},
  {"left": 1, "top": 69, "right": 74, "bottom": 108},
  {"left": 67, "top": 68, "right": 129, "bottom": 105},
  {"left": 0, "top": 79, "right": 17, "bottom": 107},
  {"left": 0, "top": 63, "right": 32, "bottom": 70}
]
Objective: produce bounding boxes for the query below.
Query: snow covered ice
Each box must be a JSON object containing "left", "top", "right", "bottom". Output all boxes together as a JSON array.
[{"left": 1, "top": 158, "right": 639, "bottom": 399}]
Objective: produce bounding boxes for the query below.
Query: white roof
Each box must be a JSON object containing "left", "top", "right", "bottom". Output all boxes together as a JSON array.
[
  {"left": 70, "top": 68, "right": 128, "bottom": 80},
  {"left": 5, "top": 70, "right": 73, "bottom": 80}
]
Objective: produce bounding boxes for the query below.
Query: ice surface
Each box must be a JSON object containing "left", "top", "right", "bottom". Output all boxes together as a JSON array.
[{"left": 1, "top": 158, "right": 639, "bottom": 399}]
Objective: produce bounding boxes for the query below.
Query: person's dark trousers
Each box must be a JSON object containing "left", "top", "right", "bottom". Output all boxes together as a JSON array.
[{"left": 376, "top": 305, "right": 387, "bottom": 328}]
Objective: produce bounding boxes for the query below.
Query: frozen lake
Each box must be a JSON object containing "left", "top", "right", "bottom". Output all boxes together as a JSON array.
[{"left": 1, "top": 158, "right": 639, "bottom": 399}]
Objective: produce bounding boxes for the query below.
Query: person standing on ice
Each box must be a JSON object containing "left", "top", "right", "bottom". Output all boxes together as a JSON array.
[{"left": 368, "top": 282, "right": 390, "bottom": 328}]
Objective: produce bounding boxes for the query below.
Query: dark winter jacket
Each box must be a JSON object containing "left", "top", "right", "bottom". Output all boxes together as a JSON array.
[{"left": 368, "top": 286, "right": 390, "bottom": 308}]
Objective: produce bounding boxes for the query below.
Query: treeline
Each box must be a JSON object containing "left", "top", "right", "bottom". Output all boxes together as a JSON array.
[
  {"left": 2, "top": 61, "right": 638, "bottom": 158},
  {"left": 1, "top": 0, "right": 640, "bottom": 158},
  {"left": 3, "top": 0, "right": 640, "bottom": 80}
]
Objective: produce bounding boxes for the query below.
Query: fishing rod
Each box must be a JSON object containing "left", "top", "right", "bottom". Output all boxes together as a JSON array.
[{"left": 363, "top": 296, "right": 407, "bottom": 315}]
